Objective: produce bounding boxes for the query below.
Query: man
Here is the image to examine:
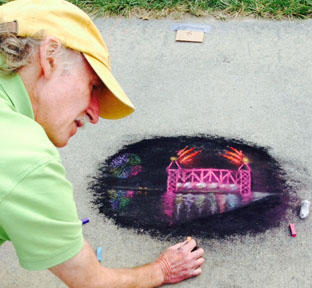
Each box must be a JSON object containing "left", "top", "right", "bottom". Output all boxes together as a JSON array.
[{"left": 0, "top": 0, "right": 205, "bottom": 287}]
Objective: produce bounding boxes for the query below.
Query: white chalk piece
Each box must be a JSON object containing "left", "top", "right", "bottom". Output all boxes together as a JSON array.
[
  {"left": 171, "top": 23, "right": 212, "bottom": 33},
  {"left": 300, "top": 200, "right": 311, "bottom": 219},
  {"left": 176, "top": 30, "right": 204, "bottom": 43}
]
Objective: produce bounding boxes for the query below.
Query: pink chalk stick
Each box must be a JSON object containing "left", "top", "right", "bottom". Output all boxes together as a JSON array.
[{"left": 289, "top": 223, "right": 296, "bottom": 237}]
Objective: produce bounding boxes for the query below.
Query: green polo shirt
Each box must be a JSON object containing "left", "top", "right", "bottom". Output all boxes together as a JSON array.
[{"left": 0, "top": 73, "right": 83, "bottom": 270}]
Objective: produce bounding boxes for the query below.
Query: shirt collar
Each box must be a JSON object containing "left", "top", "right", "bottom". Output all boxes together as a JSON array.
[{"left": 0, "top": 73, "right": 34, "bottom": 119}]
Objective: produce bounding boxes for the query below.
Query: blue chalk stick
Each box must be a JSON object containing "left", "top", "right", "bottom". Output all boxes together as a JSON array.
[
  {"left": 81, "top": 217, "right": 89, "bottom": 225},
  {"left": 96, "top": 246, "right": 102, "bottom": 262}
]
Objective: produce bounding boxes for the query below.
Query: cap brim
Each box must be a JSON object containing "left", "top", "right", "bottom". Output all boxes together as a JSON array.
[{"left": 84, "top": 54, "right": 135, "bottom": 120}]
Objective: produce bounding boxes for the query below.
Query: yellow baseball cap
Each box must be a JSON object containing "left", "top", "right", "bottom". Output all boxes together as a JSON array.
[{"left": 0, "top": 0, "right": 135, "bottom": 119}]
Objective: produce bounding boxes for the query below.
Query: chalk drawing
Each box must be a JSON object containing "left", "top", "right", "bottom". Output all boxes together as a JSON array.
[{"left": 89, "top": 135, "right": 298, "bottom": 239}]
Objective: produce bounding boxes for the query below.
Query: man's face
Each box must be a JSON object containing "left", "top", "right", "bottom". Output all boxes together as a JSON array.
[{"left": 33, "top": 56, "right": 102, "bottom": 147}]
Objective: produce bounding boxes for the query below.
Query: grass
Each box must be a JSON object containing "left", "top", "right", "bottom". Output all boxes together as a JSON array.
[
  {"left": 0, "top": 0, "right": 311, "bottom": 19},
  {"left": 67, "top": 0, "right": 312, "bottom": 19}
]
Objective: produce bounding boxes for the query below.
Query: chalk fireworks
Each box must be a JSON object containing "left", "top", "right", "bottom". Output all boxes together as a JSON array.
[
  {"left": 177, "top": 146, "right": 202, "bottom": 165},
  {"left": 176, "top": 146, "right": 249, "bottom": 167},
  {"left": 108, "top": 189, "right": 133, "bottom": 210},
  {"left": 220, "top": 146, "right": 249, "bottom": 166},
  {"left": 109, "top": 153, "right": 142, "bottom": 179}
]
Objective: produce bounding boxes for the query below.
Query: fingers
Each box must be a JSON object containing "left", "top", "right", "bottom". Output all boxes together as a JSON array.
[
  {"left": 191, "top": 247, "right": 205, "bottom": 260},
  {"left": 193, "top": 267, "right": 203, "bottom": 277},
  {"left": 172, "top": 241, "right": 187, "bottom": 250},
  {"left": 157, "top": 237, "right": 205, "bottom": 285},
  {"left": 176, "top": 238, "right": 197, "bottom": 252},
  {"left": 174, "top": 238, "right": 204, "bottom": 257},
  {"left": 186, "top": 239, "right": 197, "bottom": 252},
  {"left": 193, "top": 256, "right": 205, "bottom": 270}
]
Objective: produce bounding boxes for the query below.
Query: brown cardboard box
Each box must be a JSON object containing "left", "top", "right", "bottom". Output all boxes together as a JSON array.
[{"left": 176, "top": 30, "right": 204, "bottom": 43}]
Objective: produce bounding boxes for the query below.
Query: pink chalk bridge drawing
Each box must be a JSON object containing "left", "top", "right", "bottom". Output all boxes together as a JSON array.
[{"left": 166, "top": 146, "right": 252, "bottom": 202}]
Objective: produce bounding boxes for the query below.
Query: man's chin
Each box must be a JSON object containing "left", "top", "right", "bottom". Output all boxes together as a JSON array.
[
  {"left": 55, "top": 142, "right": 68, "bottom": 148},
  {"left": 49, "top": 135, "right": 69, "bottom": 148}
]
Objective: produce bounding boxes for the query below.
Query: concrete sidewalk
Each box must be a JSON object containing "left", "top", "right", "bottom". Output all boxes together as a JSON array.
[{"left": 2, "top": 17, "right": 312, "bottom": 287}]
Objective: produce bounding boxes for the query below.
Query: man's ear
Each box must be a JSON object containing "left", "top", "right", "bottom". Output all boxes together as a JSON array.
[{"left": 39, "top": 36, "right": 62, "bottom": 79}]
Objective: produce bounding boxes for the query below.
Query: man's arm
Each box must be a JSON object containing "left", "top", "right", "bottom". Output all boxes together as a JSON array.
[{"left": 49, "top": 239, "right": 205, "bottom": 288}]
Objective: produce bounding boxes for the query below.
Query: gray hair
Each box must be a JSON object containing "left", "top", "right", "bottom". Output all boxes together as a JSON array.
[{"left": 0, "top": 31, "right": 83, "bottom": 75}]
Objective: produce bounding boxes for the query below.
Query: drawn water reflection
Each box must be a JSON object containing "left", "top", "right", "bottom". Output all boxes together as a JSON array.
[{"left": 105, "top": 188, "right": 273, "bottom": 226}]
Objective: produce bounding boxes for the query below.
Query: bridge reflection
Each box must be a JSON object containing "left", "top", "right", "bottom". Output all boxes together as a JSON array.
[{"left": 105, "top": 188, "right": 272, "bottom": 226}]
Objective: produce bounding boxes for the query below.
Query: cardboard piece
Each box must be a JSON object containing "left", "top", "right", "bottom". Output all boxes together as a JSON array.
[{"left": 176, "top": 30, "right": 204, "bottom": 43}]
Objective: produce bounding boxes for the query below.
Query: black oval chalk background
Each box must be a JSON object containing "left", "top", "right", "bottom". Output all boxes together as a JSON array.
[{"left": 88, "top": 135, "right": 298, "bottom": 240}]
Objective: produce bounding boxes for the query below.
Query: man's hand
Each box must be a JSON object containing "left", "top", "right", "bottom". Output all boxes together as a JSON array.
[
  {"left": 156, "top": 238, "right": 205, "bottom": 284},
  {"left": 49, "top": 238, "right": 204, "bottom": 288}
]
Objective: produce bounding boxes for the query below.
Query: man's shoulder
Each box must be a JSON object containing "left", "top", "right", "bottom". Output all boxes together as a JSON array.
[
  {"left": 0, "top": 106, "right": 61, "bottom": 200},
  {"left": 0, "top": 103, "right": 58, "bottom": 157}
]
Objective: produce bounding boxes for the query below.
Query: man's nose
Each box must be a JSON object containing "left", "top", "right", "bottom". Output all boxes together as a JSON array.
[{"left": 86, "top": 94, "right": 100, "bottom": 124}]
